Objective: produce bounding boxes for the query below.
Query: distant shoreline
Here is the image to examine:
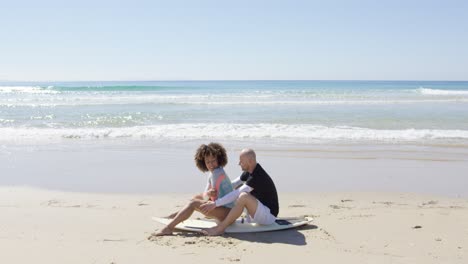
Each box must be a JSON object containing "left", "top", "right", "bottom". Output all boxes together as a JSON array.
[{"left": 2, "top": 79, "right": 468, "bottom": 83}]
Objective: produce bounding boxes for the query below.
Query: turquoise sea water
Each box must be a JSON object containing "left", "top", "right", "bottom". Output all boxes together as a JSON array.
[{"left": 1, "top": 80, "right": 468, "bottom": 145}]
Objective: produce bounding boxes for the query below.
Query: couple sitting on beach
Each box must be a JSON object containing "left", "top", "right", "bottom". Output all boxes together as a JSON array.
[{"left": 151, "top": 142, "right": 279, "bottom": 237}]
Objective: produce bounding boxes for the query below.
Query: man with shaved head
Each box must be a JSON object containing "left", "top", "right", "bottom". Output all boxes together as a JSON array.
[{"left": 200, "top": 148, "right": 279, "bottom": 236}]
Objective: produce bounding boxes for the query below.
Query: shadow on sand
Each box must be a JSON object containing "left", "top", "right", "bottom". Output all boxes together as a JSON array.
[
  {"left": 225, "top": 224, "right": 318, "bottom": 246},
  {"left": 158, "top": 224, "right": 318, "bottom": 246}
]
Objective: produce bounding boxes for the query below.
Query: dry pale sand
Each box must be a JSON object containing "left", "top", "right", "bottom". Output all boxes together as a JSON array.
[{"left": 1, "top": 187, "right": 467, "bottom": 264}]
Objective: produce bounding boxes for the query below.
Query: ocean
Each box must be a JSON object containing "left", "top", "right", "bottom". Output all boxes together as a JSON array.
[
  {"left": 2, "top": 80, "right": 468, "bottom": 194},
  {"left": 1, "top": 80, "right": 467, "bottom": 146}
]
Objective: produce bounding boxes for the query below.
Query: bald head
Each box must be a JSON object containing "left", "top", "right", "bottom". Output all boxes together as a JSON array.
[
  {"left": 239, "top": 148, "right": 257, "bottom": 173},
  {"left": 240, "top": 148, "right": 256, "bottom": 162}
]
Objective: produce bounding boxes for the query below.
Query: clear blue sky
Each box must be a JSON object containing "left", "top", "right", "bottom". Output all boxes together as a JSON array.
[{"left": 1, "top": 0, "right": 467, "bottom": 81}]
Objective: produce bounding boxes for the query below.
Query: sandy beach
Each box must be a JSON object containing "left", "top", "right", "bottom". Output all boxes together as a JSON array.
[
  {"left": 1, "top": 142, "right": 468, "bottom": 264},
  {"left": 3, "top": 1, "right": 468, "bottom": 263},
  {"left": 1, "top": 187, "right": 467, "bottom": 264}
]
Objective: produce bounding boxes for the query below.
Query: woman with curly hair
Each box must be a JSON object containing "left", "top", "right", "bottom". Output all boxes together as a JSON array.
[{"left": 150, "top": 142, "right": 235, "bottom": 236}]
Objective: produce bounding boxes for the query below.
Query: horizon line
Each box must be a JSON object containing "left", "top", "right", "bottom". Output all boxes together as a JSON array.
[{"left": 1, "top": 79, "right": 468, "bottom": 83}]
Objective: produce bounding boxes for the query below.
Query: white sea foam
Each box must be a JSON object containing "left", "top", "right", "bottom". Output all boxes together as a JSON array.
[
  {"left": 1, "top": 124, "right": 468, "bottom": 143},
  {"left": 2, "top": 86, "right": 468, "bottom": 107},
  {"left": 1, "top": 95, "right": 468, "bottom": 107},
  {"left": 0, "top": 118, "right": 15, "bottom": 124},
  {"left": 418, "top": 88, "right": 468, "bottom": 96},
  {"left": 0, "top": 86, "right": 58, "bottom": 94}
]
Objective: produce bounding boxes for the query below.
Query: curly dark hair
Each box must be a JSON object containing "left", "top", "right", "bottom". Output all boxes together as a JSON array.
[{"left": 194, "top": 142, "right": 228, "bottom": 172}]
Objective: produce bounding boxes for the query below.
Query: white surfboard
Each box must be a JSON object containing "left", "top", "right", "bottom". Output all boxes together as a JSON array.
[{"left": 152, "top": 216, "right": 313, "bottom": 233}]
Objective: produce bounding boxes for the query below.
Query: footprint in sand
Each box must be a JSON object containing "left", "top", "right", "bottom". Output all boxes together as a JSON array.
[
  {"left": 288, "top": 204, "right": 306, "bottom": 208},
  {"left": 421, "top": 200, "right": 438, "bottom": 206},
  {"left": 42, "top": 199, "right": 85, "bottom": 208},
  {"left": 330, "top": 204, "right": 352, "bottom": 209}
]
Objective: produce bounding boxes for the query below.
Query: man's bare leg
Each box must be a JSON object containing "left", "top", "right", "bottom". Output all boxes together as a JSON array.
[
  {"left": 199, "top": 205, "right": 231, "bottom": 222},
  {"left": 203, "top": 193, "right": 258, "bottom": 236}
]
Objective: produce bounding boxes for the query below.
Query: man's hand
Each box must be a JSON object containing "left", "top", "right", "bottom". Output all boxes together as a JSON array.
[{"left": 200, "top": 201, "right": 216, "bottom": 214}]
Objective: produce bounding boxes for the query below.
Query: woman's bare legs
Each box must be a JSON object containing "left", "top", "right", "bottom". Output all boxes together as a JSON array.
[
  {"left": 165, "top": 193, "right": 205, "bottom": 219},
  {"left": 149, "top": 199, "right": 230, "bottom": 237}
]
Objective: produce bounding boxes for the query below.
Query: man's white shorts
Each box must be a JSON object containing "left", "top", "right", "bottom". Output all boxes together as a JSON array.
[{"left": 252, "top": 199, "right": 276, "bottom": 225}]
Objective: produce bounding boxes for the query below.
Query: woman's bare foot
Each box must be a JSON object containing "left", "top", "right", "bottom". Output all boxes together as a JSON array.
[
  {"left": 201, "top": 226, "right": 224, "bottom": 236},
  {"left": 148, "top": 226, "right": 173, "bottom": 239}
]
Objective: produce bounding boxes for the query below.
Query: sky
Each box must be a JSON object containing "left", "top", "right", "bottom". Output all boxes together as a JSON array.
[{"left": 1, "top": 0, "right": 467, "bottom": 81}]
